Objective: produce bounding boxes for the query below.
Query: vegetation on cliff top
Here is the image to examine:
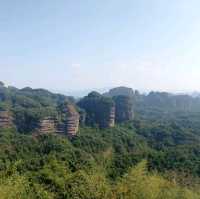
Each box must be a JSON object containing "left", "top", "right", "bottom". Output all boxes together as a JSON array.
[{"left": 0, "top": 84, "right": 200, "bottom": 198}]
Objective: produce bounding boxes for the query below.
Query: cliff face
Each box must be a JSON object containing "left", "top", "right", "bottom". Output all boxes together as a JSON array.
[
  {"left": 95, "top": 102, "right": 115, "bottom": 128},
  {"left": 57, "top": 103, "right": 80, "bottom": 137},
  {"left": 34, "top": 102, "right": 80, "bottom": 137},
  {"left": 65, "top": 104, "right": 80, "bottom": 137},
  {"left": 113, "top": 96, "right": 134, "bottom": 123},
  {"left": 103, "top": 87, "right": 135, "bottom": 123},
  {"left": 0, "top": 85, "right": 137, "bottom": 135},
  {"left": 108, "top": 106, "right": 115, "bottom": 127},
  {"left": 78, "top": 92, "right": 115, "bottom": 128},
  {"left": 0, "top": 111, "right": 14, "bottom": 128},
  {"left": 37, "top": 117, "right": 56, "bottom": 135}
]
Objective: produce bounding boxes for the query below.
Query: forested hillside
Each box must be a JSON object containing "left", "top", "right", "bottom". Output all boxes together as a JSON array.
[{"left": 0, "top": 83, "right": 200, "bottom": 198}]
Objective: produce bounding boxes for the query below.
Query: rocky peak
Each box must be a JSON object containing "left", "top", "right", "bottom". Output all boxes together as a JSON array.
[
  {"left": 104, "top": 86, "right": 134, "bottom": 98},
  {"left": 78, "top": 93, "right": 115, "bottom": 128}
]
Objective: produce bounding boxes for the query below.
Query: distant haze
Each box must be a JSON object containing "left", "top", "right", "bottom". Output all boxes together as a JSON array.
[
  {"left": 1, "top": 0, "right": 200, "bottom": 92},
  {"left": 52, "top": 87, "right": 112, "bottom": 98}
]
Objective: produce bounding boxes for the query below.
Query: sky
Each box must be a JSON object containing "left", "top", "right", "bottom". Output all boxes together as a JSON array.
[{"left": 1, "top": 0, "right": 200, "bottom": 94}]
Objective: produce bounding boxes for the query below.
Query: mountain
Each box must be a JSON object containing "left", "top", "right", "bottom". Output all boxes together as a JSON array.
[
  {"left": 0, "top": 82, "right": 200, "bottom": 198},
  {"left": 103, "top": 86, "right": 135, "bottom": 98}
]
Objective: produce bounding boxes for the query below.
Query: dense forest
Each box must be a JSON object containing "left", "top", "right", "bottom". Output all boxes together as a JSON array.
[{"left": 0, "top": 82, "right": 200, "bottom": 198}]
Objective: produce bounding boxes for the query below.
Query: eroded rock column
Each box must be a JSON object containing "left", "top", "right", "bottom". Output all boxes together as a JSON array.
[
  {"left": 65, "top": 104, "right": 80, "bottom": 137},
  {"left": 37, "top": 117, "right": 56, "bottom": 135},
  {"left": 113, "top": 95, "right": 134, "bottom": 123}
]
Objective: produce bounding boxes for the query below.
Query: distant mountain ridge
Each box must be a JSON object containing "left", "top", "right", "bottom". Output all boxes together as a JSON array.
[
  {"left": 103, "top": 86, "right": 200, "bottom": 114},
  {"left": 1, "top": 81, "right": 200, "bottom": 136},
  {"left": 0, "top": 82, "right": 135, "bottom": 135}
]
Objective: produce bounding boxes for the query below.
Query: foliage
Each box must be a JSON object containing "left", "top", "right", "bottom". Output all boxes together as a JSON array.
[
  {"left": 0, "top": 85, "right": 200, "bottom": 198},
  {"left": 78, "top": 92, "right": 114, "bottom": 127}
]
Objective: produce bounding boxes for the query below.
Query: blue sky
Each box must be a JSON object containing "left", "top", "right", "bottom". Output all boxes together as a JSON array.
[{"left": 1, "top": 0, "right": 200, "bottom": 93}]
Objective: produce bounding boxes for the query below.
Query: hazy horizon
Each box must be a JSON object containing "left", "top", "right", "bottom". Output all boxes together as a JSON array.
[
  {"left": 1, "top": 0, "right": 200, "bottom": 92},
  {"left": 1, "top": 81, "right": 199, "bottom": 98}
]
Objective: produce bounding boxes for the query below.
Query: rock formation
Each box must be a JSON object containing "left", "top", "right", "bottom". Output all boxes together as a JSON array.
[
  {"left": 36, "top": 103, "right": 80, "bottom": 137},
  {"left": 65, "top": 104, "right": 80, "bottom": 137},
  {"left": 103, "top": 87, "right": 135, "bottom": 123},
  {"left": 113, "top": 95, "right": 134, "bottom": 123},
  {"left": 104, "top": 86, "right": 134, "bottom": 98},
  {"left": 57, "top": 102, "right": 80, "bottom": 137},
  {"left": 107, "top": 106, "right": 115, "bottom": 127},
  {"left": 78, "top": 92, "right": 115, "bottom": 128},
  {"left": 0, "top": 111, "right": 14, "bottom": 128},
  {"left": 37, "top": 117, "right": 56, "bottom": 135}
]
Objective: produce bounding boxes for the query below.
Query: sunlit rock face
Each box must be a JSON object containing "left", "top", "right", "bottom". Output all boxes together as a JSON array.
[
  {"left": 37, "top": 117, "right": 56, "bottom": 135},
  {"left": 0, "top": 111, "right": 14, "bottom": 128},
  {"left": 65, "top": 104, "right": 80, "bottom": 137},
  {"left": 57, "top": 102, "right": 80, "bottom": 137},
  {"left": 78, "top": 92, "right": 115, "bottom": 128},
  {"left": 108, "top": 106, "right": 115, "bottom": 127},
  {"left": 113, "top": 95, "right": 134, "bottom": 123}
]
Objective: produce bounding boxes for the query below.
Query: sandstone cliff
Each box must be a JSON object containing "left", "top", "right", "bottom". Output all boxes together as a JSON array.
[
  {"left": 65, "top": 104, "right": 80, "bottom": 137},
  {"left": 37, "top": 117, "right": 56, "bottom": 135},
  {"left": 78, "top": 92, "right": 115, "bottom": 128},
  {"left": 113, "top": 95, "right": 134, "bottom": 123},
  {"left": 57, "top": 102, "right": 80, "bottom": 137}
]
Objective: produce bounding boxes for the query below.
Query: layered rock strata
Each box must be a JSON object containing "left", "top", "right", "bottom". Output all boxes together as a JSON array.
[
  {"left": 37, "top": 117, "right": 56, "bottom": 135},
  {"left": 65, "top": 104, "right": 80, "bottom": 137},
  {"left": 108, "top": 106, "right": 115, "bottom": 127}
]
